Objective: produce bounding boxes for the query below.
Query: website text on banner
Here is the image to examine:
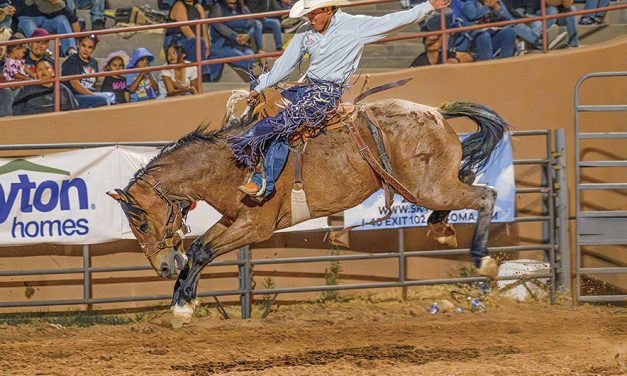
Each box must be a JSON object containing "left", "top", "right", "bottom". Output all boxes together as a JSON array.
[
  {"left": 0, "top": 147, "right": 328, "bottom": 245},
  {"left": 344, "top": 136, "right": 515, "bottom": 230}
]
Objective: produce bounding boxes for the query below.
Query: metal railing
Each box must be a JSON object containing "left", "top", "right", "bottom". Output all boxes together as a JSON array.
[
  {"left": 0, "top": 130, "right": 569, "bottom": 317},
  {"left": 0, "top": 1, "right": 625, "bottom": 111},
  {"left": 574, "top": 71, "right": 627, "bottom": 303}
]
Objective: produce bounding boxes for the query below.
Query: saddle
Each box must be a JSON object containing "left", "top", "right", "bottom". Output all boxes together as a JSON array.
[{"left": 253, "top": 86, "right": 356, "bottom": 145}]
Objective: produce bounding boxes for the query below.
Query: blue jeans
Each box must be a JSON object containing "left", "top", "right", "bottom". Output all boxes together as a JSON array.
[
  {"left": 583, "top": 0, "right": 610, "bottom": 18},
  {"left": 65, "top": 0, "right": 106, "bottom": 21},
  {"left": 163, "top": 35, "right": 211, "bottom": 75},
  {"left": 18, "top": 15, "right": 77, "bottom": 56},
  {"left": 472, "top": 26, "right": 516, "bottom": 60},
  {"left": 533, "top": 7, "right": 579, "bottom": 47},
  {"left": 512, "top": 23, "right": 540, "bottom": 46},
  {"left": 261, "top": 18, "right": 283, "bottom": 50},
  {"left": 208, "top": 44, "right": 255, "bottom": 81},
  {"left": 74, "top": 93, "right": 109, "bottom": 108},
  {"left": 247, "top": 84, "right": 335, "bottom": 197}
]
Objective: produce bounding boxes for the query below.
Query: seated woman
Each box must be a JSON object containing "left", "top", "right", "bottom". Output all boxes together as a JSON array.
[
  {"left": 159, "top": 43, "right": 198, "bottom": 97},
  {"left": 207, "top": 0, "right": 256, "bottom": 81},
  {"left": 61, "top": 35, "right": 114, "bottom": 108},
  {"left": 162, "top": 0, "right": 211, "bottom": 81},
  {"left": 12, "top": 58, "right": 78, "bottom": 115}
]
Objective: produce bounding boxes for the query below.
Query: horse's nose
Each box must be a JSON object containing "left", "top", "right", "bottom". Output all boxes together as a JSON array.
[{"left": 160, "top": 262, "right": 171, "bottom": 277}]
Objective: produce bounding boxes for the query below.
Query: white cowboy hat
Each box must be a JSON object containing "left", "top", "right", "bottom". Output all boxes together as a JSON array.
[{"left": 289, "top": 0, "right": 351, "bottom": 19}]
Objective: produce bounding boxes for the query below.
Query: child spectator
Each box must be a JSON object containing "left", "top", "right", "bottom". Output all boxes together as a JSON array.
[
  {"left": 61, "top": 34, "right": 113, "bottom": 108},
  {"left": 3, "top": 43, "right": 34, "bottom": 81},
  {"left": 13, "top": 57, "right": 77, "bottom": 114},
  {"left": 159, "top": 43, "right": 198, "bottom": 97},
  {"left": 126, "top": 47, "right": 159, "bottom": 102},
  {"left": 163, "top": 0, "right": 211, "bottom": 81},
  {"left": 101, "top": 50, "right": 130, "bottom": 104}
]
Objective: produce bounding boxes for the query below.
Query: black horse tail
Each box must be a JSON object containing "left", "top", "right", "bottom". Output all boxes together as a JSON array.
[{"left": 438, "top": 102, "right": 511, "bottom": 181}]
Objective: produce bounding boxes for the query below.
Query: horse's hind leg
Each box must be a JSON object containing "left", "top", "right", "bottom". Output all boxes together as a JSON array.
[{"left": 415, "top": 181, "right": 498, "bottom": 279}]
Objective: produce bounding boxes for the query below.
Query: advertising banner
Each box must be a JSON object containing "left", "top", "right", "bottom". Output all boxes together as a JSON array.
[
  {"left": 344, "top": 137, "right": 515, "bottom": 230},
  {"left": 0, "top": 146, "right": 330, "bottom": 245},
  {"left": 0, "top": 147, "right": 123, "bottom": 244}
]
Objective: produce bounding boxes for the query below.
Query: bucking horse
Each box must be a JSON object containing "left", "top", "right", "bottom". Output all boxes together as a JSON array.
[{"left": 107, "top": 91, "right": 509, "bottom": 327}]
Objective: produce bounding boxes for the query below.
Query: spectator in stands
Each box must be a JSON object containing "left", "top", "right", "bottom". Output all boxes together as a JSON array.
[
  {"left": 217, "top": 0, "right": 264, "bottom": 51},
  {"left": 12, "top": 57, "right": 77, "bottom": 114},
  {"left": 3, "top": 42, "right": 34, "bottom": 81},
  {"left": 101, "top": 51, "right": 130, "bottom": 104},
  {"left": 207, "top": 0, "right": 256, "bottom": 81},
  {"left": 0, "top": 1, "right": 16, "bottom": 31},
  {"left": 580, "top": 0, "right": 609, "bottom": 25},
  {"left": 14, "top": 0, "right": 77, "bottom": 56},
  {"left": 126, "top": 47, "right": 159, "bottom": 102},
  {"left": 410, "top": 35, "right": 473, "bottom": 66},
  {"left": 245, "top": 0, "right": 284, "bottom": 51},
  {"left": 531, "top": 0, "right": 579, "bottom": 48},
  {"left": 163, "top": 0, "right": 211, "bottom": 81},
  {"left": 24, "top": 28, "right": 52, "bottom": 75},
  {"left": 65, "top": 0, "right": 105, "bottom": 30},
  {"left": 159, "top": 42, "right": 198, "bottom": 97},
  {"left": 61, "top": 34, "right": 112, "bottom": 108},
  {"left": 460, "top": 0, "right": 516, "bottom": 60}
]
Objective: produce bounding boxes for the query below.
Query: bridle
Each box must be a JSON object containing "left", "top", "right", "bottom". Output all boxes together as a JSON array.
[{"left": 137, "top": 174, "right": 191, "bottom": 258}]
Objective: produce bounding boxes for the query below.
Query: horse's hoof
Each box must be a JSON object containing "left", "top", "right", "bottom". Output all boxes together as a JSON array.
[
  {"left": 191, "top": 298, "right": 201, "bottom": 309},
  {"left": 477, "top": 256, "right": 498, "bottom": 280},
  {"left": 170, "top": 303, "right": 194, "bottom": 329}
]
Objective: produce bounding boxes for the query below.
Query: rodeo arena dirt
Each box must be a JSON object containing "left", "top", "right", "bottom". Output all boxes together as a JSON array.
[{"left": 1, "top": 0, "right": 627, "bottom": 375}]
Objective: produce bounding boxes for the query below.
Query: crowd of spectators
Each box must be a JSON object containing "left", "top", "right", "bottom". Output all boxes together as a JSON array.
[{"left": 0, "top": 0, "right": 619, "bottom": 117}]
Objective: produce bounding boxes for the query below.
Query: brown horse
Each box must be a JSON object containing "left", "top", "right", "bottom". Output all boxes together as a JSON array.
[{"left": 107, "top": 99, "right": 509, "bottom": 325}]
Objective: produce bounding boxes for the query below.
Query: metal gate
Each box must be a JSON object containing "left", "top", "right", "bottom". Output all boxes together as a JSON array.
[{"left": 574, "top": 71, "right": 627, "bottom": 303}]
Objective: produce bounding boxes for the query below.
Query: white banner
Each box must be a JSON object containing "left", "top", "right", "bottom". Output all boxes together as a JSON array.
[
  {"left": 0, "top": 147, "right": 123, "bottom": 244},
  {"left": 344, "top": 136, "right": 516, "bottom": 230},
  {"left": 0, "top": 146, "right": 330, "bottom": 245}
]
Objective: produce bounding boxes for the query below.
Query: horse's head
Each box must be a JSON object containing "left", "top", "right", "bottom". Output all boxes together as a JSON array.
[{"left": 107, "top": 178, "right": 190, "bottom": 279}]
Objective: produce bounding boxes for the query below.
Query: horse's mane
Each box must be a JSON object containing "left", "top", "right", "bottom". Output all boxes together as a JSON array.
[{"left": 127, "top": 117, "right": 250, "bottom": 189}]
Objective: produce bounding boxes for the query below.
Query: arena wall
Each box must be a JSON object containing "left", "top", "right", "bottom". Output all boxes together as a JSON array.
[{"left": 0, "top": 36, "right": 625, "bottom": 311}]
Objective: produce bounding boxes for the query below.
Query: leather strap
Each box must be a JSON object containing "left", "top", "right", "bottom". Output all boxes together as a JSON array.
[
  {"left": 354, "top": 78, "right": 413, "bottom": 104},
  {"left": 330, "top": 109, "right": 420, "bottom": 247}
]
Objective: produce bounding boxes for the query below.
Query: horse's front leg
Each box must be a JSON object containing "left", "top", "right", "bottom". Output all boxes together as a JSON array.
[
  {"left": 171, "top": 215, "right": 275, "bottom": 327},
  {"left": 170, "top": 220, "right": 229, "bottom": 326}
]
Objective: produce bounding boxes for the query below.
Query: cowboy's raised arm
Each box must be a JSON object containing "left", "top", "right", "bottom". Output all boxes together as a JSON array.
[
  {"left": 356, "top": 0, "right": 448, "bottom": 43},
  {"left": 254, "top": 25, "right": 307, "bottom": 93}
]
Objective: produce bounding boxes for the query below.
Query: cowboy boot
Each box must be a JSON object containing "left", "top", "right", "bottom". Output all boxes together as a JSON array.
[{"left": 238, "top": 182, "right": 261, "bottom": 196}]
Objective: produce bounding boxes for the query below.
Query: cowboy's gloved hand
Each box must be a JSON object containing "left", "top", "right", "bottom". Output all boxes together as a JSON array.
[
  {"left": 429, "top": 0, "right": 451, "bottom": 10},
  {"left": 248, "top": 90, "right": 259, "bottom": 104}
]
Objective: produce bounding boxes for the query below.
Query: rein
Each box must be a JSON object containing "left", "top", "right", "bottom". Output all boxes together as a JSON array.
[{"left": 137, "top": 174, "right": 191, "bottom": 258}]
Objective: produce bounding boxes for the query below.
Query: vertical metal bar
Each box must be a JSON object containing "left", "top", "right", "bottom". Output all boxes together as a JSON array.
[
  {"left": 82, "top": 244, "right": 92, "bottom": 309},
  {"left": 195, "top": 23, "right": 203, "bottom": 94},
  {"left": 398, "top": 228, "right": 407, "bottom": 300},
  {"left": 541, "top": 0, "right": 548, "bottom": 52},
  {"left": 238, "top": 246, "right": 252, "bottom": 319},
  {"left": 440, "top": 10, "right": 448, "bottom": 63},
  {"left": 554, "top": 128, "right": 571, "bottom": 295},
  {"left": 574, "top": 75, "right": 582, "bottom": 303},
  {"left": 53, "top": 38, "right": 61, "bottom": 112},
  {"left": 546, "top": 131, "right": 556, "bottom": 304}
]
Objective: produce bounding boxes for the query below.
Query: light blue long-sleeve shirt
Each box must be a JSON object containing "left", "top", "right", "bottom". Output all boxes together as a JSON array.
[{"left": 254, "top": 2, "right": 434, "bottom": 92}]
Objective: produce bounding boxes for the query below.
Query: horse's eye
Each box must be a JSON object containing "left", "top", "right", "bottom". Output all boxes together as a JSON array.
[{"left": 137, "top": 222, "right": 148, "bottom": 233}]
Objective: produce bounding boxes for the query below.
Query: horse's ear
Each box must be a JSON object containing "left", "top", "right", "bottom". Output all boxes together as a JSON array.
[{"left": 107, "top": 189, "right": 128, "bottom": 203}]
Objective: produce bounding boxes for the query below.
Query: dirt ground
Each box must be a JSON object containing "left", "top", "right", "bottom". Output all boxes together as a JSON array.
[{"left": 0, "top": 290, "right": 625, "bottom": 376}]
